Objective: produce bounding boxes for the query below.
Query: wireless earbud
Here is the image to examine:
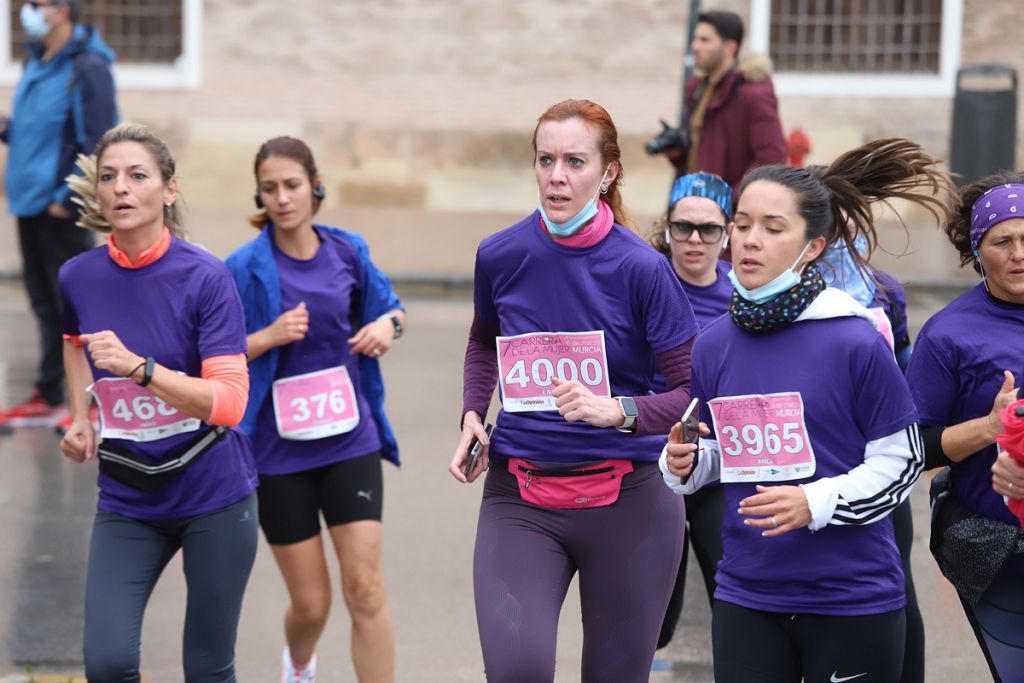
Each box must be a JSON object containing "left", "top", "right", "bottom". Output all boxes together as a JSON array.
[
  {"left": 254, "top": 193, "right": 264, "bottom": 210},
  {"left": 313, "top": 184, "right": 326, "bottom": 200}
]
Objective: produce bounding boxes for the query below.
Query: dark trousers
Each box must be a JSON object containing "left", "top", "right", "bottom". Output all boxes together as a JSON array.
[{"left": 17, "top": 212, "right": 94, "bottom": 404}]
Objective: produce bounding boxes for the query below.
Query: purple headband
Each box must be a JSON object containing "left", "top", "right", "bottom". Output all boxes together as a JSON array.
[{"left": 971, "top": 183, "right": 1024, "bottom": 250}]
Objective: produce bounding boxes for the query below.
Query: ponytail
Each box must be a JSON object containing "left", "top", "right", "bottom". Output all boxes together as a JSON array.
[{"left": 740, "top": 138, "right": 953, "bottom": 275}]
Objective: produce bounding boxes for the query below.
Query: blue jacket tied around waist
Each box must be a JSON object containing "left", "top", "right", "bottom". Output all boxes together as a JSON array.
[{"left": 226, "top": 224, "right": 403, "bottom": 466}]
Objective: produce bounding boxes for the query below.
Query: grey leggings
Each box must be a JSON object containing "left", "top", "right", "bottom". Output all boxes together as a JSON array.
[
  {"left": 83, "top": 493, "right": 258, "bottom": 683},
  {"left": 474, "top": 461, "right": 685, "bottom": 683}
]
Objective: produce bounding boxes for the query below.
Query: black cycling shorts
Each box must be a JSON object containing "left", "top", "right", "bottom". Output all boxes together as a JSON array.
[{"left": 257, "top": 452, "right": 383, "bottom": 545}]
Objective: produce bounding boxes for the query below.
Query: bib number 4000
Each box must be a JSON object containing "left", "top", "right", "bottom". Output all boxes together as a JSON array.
[
  {"left": 111, "top": 396, "right": 178, "bottom": 422},
  {"left": 288, "top": 390, "right": 347, "bottom": 423},
  {"left": 503, "top": 357, "right": 604, "bottom": 389},
  {"left": 720, "top": 422, "right": 805, "bottom": 457}
]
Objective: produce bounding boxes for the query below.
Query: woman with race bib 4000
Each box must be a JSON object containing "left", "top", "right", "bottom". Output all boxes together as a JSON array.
[
  {"left": 450, "top": 99, "right": 699, "bottom": 682},
  {"left": 226, "top": 137, "right": 404, "bottom": 683},
  {"left": 662, "top": 139, "right": 953, "bottom": 682},
  {"left": 907, "top": 171, "right": 1024, "bottom": 682},
  {"left": 59, "top": 122, "right": 258, "bottom": 682}
]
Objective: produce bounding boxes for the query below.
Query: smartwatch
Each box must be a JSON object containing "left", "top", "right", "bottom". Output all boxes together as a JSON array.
[
  {"left": 138, "top": 356, "right": 156, "bottom": 388},
  {"left": 379, "top": 313, "right": 403, "bottom": 340},
  {"left": 615, "top": 396, "right": 638, "bottom": 433}
]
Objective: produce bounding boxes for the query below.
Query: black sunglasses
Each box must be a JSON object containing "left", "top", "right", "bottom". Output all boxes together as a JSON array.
[{"left": 667, "top": 220, "right": 725, "bottom": 244}]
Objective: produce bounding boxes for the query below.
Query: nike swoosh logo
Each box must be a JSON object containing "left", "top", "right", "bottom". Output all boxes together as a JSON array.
[{"left": 831, "top": 673, "right": 867, "bottom": 683}]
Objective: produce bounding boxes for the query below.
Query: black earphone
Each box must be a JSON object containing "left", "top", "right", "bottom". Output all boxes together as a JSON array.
[{"left": 254, "top": 183, "right": 326, "bottom": 209}]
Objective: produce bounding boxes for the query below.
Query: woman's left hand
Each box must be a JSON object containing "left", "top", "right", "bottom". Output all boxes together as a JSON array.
[
  {"left": 992, "top": 450, "right": 1024, "bottom": 500},
  {"left": 348, "top": 318, "right": 393, "bottom": 358},
  {"left": 80, "top": 330, "right": 143, "bottom": 378},
  {"left": 552, "top": 377, "right": 623, "bottom": 428},
  {"left": 738, "top": 485, "right": 812, "bottom": 537}
]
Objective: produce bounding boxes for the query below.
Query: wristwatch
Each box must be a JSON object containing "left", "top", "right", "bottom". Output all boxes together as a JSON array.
[
  {"left": 378, "top": 313, "right": 403, "bottom": 340},
  {"left": 615, "top": 396, "right": 638, "bottom": 433}
]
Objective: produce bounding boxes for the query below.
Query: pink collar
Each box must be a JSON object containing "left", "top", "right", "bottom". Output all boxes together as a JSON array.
[
  {"left": 545, "top": 200, "right": 614, "bottom": 248},
  {"left": 107, "top": 227, "right": 171, "bottom": 269}
]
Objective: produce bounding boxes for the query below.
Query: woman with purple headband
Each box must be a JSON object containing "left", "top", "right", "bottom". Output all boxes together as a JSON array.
[{"left": 907, "top": 172, "right": 1024, "bottom": 681}]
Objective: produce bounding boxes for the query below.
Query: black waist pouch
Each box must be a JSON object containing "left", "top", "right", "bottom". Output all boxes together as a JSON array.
[
  {"left": 929, "top": 466, "right": 1024, "bottom": 605},
  {"left": 98, "top": 426, "right": 227, "bottom": 494}
]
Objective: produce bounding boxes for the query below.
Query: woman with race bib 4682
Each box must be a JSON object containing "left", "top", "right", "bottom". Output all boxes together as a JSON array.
[
  {"left": 662, "top": 139, "right": 952, "bottom": 682},
  {"left": 59, "top": 122, "right": 258, "bottom": 682},
  {"left": 450, "top": 99, "right": 698, "bottom": 682},
  {"left": 226, "top": 137, "right": 404, "bottom": 683}
]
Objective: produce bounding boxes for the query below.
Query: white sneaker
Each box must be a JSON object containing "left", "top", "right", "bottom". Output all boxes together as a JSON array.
[{"left": 280, "top": 646, "right": 317, "bottom": 683}]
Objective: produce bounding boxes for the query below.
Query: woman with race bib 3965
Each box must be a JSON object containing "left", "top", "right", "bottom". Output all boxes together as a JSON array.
[
  {"left": 661, "top": 139, "right": 952, "bottom": 682},
  {"left": 450, "top": 99, "right": 698, "bottom": 682},
  {"left": 226, "top": 137, "right": 404, "bottom": 683},
  {"left": 59, "top": 122, "right": 258, "bottom": 682}
]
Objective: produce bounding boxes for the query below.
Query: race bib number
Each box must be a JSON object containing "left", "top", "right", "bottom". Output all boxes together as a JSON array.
[
  {"left": 496, "top": 331, "right": 611, "bottom": 412},
  {"left": 866, "top": 307, "right": 895, "bottom": 351},
  {"left": 709, "top": 392, "right": 816, "bottom": 483},
  {"left": 89, "top": 377, "right": 200, "bottom": 442},
  {"left": 272, "top": 365, "right": 360, "bottom": 440}
]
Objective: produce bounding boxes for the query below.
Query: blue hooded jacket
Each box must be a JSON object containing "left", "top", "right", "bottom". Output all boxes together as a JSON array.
[
  {"left": 225, "top": 224, "right": 404, "bottom": 466},
  {"left": 3, "top": 25, "right": 118, "bottom": 217}
]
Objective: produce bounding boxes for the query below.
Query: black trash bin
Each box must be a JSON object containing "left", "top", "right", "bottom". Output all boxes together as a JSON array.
[{"left": 950, "top": 64, "right": 1017, "bottom": 188}]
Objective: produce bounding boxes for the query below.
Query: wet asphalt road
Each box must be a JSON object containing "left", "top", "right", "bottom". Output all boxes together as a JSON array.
[{"left": 0, "top": 283, "right": 994, "bottom": 682}]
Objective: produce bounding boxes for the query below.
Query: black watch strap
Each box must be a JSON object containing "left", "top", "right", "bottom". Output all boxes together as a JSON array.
[{"left": 138, "top": 356, "right": 156, "bottom": 387}]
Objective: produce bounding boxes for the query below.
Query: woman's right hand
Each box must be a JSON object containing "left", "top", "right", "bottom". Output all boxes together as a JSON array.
[
  {"left": 450, "top": 411, "right": 490, "bottom": 483},
  {"left": 60, "top": 416, "right": 96, "bottom": 463},
  {"left": 265, "top": 302, "right": 309, "bottom": 348},
  {"left": 664, "top": 420, "right": 709, "bottom": 479}
]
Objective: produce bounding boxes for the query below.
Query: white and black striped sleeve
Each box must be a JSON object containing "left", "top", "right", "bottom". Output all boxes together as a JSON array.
[{"left": 799, "top": 424, "right": 924, "bottom": 531}]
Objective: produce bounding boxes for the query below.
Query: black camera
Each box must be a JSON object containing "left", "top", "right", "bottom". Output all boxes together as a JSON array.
[{"left": 645, "top": 119, "right": 688, "bottom": 156}]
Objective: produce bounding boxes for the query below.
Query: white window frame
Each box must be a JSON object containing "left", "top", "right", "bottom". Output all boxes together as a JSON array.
[
  {"left": 0, "top": 0, "right": 202, "bottom": 90},
  {"left": 748, "top": 0, "right": 963, "bottom": 98}
]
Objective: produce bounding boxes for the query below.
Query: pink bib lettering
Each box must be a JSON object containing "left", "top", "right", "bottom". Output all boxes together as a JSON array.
[
  {"left": 272, "top": 365, "right": 360, "bottom": 440},
  {"left": 709, "top": 392, "right": 816, "bottom": 483},
  {"left": 89, "top": 377, "right": 200, "bottom": 442},
  {"left": 496, "top": 331, "right": 611, "bottom": 412}
]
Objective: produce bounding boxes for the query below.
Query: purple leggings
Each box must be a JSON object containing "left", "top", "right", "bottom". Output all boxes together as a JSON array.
[{"left": 473, "top": 460, "right": 685, "bottom": 683}]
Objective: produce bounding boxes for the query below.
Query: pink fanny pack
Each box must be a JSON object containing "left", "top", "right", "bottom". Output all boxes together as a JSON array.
[{"left": 508, "top": 457, "right": 634, "bottom": 509}]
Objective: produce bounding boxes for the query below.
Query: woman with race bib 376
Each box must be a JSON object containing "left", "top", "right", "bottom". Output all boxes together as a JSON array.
[
  {"left": 662, "top": 139, "right": 952, "bottom": 682},
  {"left": 226, "top": 136, "right": 404, "bottom": 683},
  {"left": 450, "top": 99, "right": 698, "bottom": 682},
  {"left": 59, "top": 122, "right": 258, "bottom": 682}
]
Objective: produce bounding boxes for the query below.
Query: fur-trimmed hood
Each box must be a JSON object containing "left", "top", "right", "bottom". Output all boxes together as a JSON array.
[{"left": 738, "top": 53, "right": 774, "bottom": 83}]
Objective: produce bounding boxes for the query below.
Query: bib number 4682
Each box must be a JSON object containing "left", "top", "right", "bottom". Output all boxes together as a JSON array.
[{"left": 111, "top": 396, "right": 178, "bottom": 422}]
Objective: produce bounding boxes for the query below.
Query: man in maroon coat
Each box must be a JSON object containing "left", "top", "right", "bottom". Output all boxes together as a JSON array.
[{"left": 668, "top": 11, "right": 787, "bottom": 196}]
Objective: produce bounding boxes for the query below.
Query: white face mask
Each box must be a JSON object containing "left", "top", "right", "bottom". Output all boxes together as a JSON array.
[
  {"left": 20, "top": 3, "right": 51, "bottom": 40},
  {"left": 728, "top": 241, "right": 813, "bottom": 304}
]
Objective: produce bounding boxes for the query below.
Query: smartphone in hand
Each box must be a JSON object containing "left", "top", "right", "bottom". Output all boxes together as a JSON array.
[
  {"left": 680, "top": 398, "right": 700, "bottom": 484},
  {"left": 463, "top": 423, "right": 494, "bottom": 478}
]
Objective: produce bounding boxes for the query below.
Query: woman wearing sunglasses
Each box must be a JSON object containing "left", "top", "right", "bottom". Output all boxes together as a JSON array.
[{"left": 647, "top": 172, "right": 733, "bottom": 650}]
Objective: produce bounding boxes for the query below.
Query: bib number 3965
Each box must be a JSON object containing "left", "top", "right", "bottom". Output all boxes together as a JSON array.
[
  {"left": 89, "top": 377, "right": 200, "bottom": 442},
  {"left": 709, "top": 392, "right": 816, "bottom": 483},
  {"left": 495, "top": 331, "right": 611, "bottom": 412},
  {"left": 272, "top": 365, "right": 360, "bottom": 440}
]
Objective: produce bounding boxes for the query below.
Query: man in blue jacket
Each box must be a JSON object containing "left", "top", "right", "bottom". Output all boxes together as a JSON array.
[{"left": 1, "top": 0, "right": 117, "bottom": 426}]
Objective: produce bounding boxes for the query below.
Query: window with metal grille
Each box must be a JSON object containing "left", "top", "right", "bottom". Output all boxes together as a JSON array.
[
  {"left": 769, "top": 0, "right": 943, "bottom": 74},
  {"left": 9, "top": 0, "right": 182, "bottom": 63}
]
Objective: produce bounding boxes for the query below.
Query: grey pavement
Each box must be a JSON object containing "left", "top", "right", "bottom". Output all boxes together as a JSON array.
[{"left": 0, "top": 283, "right": 995, "bottom": 682}]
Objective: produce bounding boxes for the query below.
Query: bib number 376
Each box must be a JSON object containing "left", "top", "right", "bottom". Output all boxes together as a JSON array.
[
  {"left": 495, "top": 331, "right": 611, "bottom": 412},
  {"left": 272, "top": 365, "right": 360, "bottom": 441}
]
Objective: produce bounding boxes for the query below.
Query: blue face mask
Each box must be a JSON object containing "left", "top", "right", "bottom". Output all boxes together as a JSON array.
[
  {"left": 729, "top": 241, "right": 813, "bottom": 304},
  {"left": 20, "top": 4, "right": 50, "bottom": 40},
  {"left": 820, "top": 235, "right": 876, "bottom": 306},
  {"left": 539, "top": 166, "right": 610, "bottom": 238}
]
